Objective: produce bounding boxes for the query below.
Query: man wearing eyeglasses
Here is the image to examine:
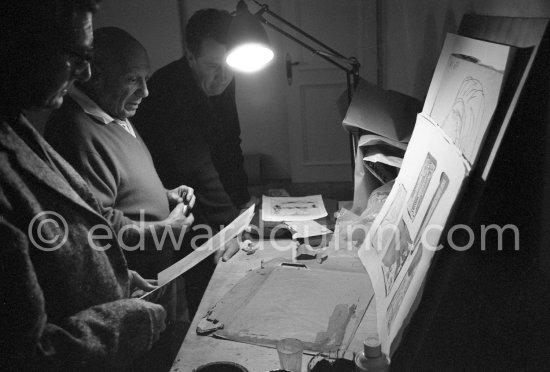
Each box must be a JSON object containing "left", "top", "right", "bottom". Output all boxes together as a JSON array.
[{"left": 0, "top": 1, "right": 168, "bottom": 370}]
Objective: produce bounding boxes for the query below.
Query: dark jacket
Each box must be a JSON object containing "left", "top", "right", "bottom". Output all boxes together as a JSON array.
[
  {"left": 0, "top": 113, "right": 158, "bottom": 370},
  {"left": 133, "top": 57, "right": 247, "bottom": 228}
]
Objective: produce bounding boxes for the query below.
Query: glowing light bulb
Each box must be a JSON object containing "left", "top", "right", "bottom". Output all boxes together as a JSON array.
[{"left": 226, "top": 43, "right": 274, "bottom": 73}]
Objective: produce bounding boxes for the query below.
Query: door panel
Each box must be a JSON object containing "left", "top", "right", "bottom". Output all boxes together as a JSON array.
[{"left": 282, "top": 0, "right": 370, "bottom": 182}]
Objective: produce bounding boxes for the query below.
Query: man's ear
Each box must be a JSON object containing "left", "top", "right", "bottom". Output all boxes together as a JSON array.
[
  {"left": 89, "top": 64, "right": 104, "bottom": 86},
  {"left": 185, "top": 48, "right": 196, "bottom": 67}
]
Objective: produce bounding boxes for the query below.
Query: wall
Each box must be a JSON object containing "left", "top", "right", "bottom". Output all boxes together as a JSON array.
[
  {"left": 94, "top": 0, "right": 183, "bottom": 72},
  {"left": 382, "top": 0, "right": 550, "bottom": 99}
]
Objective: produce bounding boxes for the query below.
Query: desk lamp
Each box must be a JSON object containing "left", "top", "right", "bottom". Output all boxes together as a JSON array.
[{"left": 226, "top": 0, "right": 362, "bottom": 167}]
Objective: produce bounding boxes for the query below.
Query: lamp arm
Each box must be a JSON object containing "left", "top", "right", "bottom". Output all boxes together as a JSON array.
[
  {"left": 251, "top": 0, "right": 360, "bottom": 76},
  {"left": 249, "top": 0, "right": 360, "bottom": 170},
  {"left": 259, "top": 18, "right": 354, "bottom": 73}
]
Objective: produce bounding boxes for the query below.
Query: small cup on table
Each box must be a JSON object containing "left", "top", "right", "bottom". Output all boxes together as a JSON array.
[{"left": 276, "top": 338, "right": 304, "bottom": 372}]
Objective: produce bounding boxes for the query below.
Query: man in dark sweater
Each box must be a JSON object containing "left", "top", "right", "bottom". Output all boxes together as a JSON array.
[
  {"left": 0, "top": 1, "right": 167, "bottom": 369},
  {"left": 45, "top": 28, "right": 196, "bottom": 278},
  {"left": 133, "top": 8, "right": 256, "bottom": 233},
  {"left": 133, "top": 10, "right": 260, "bottom": 316}
]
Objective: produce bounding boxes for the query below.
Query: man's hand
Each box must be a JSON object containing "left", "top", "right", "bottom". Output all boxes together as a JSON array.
[
  {"left": 129, "top": 271, "right": 167, "bottom": 343},
  {"left": 145, "top": 303, "right": 167, "bottom": 344},
  {"left": 129, "top": 270, "right": 158, "bottom": 298},
  {"left": 167, "top": 185, "right": 196, "bottom": 210},
  {"left": 165, "top": 202, "right": 195, "bottom": 231},
  {"left": 146, "top": 203, "right": 194, "bottom": 251},
  {"left": 129, "top": 270, "right": 157, "bottom": 292}
]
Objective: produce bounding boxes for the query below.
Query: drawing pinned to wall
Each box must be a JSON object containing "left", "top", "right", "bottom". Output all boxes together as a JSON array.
[{"left": 407, "top": 153, "right": 437, "bottom": 222}]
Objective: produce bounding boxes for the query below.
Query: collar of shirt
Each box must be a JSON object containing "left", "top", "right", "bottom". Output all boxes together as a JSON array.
[{"left": 69, "top": 86, "right": 136, "bottom": 138}]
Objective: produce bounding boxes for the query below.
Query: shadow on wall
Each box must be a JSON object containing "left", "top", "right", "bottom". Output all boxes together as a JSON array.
[{"left": 413, "top": 11, "right": 441, "bottom": 100}]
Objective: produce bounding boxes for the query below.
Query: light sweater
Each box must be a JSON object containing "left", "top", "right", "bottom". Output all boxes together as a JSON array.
[{"left": 45, "top": 92, "right": 174, "bottom": 277}]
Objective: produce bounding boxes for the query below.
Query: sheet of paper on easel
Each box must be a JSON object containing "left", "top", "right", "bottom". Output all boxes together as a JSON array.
[
  {"left": 359, "top": 114, "right": 468, "bottom": 355},
  {"left": 423, "top": 33, "right": 516, "bottom": 166}
]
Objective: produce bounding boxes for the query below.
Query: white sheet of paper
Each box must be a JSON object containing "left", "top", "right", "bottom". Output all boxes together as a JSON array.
[
  {"left": 359, "top": 114, "right": 468, "bottom": 354},
  {"left": 140, "top": 205, "right": 255, "bottom": 299},
  {"left": 262, "top": 195, "right": 327, "bottom": 222},
  {"left": 430, "top": 55, "right": 505, "bottom": 164},
  {"left": 423, "top": 32, "right": 514, "bottom": 116},
  {"left": 285, "top": 220, "right": 332, "bottom": 239}
]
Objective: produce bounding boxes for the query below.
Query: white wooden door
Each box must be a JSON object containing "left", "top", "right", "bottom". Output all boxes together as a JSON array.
[{"left": 280, "top": 0, "right": 375, "bottom": 182}]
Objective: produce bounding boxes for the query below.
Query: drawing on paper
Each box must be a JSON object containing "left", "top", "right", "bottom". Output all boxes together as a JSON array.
[
  {"left": 414, "top": 172, "right": 450, "bottom": 248},
  {"left": 386, "top": 243, "right": 423, "bottom": 332},
  {"left": 386, "top": 173, "right": 450, "bottom": 331},
  {"left": 442, "top": 76, "right": 485, "bottom": 158},
  {"left": 380, "top": 218, "right": 413, "bottom": 296},
  {"left": 274, "top": 200, "right": 316, "bottom": 215},
  {"left": 262, "top": 195, "right": 328, "bottom": 221},
  {"left": 407, "top": 153, "right": 437, "bottom": 221},
  {"left": 372, "top": 184, "right": 407, "bottom": 260},
  {"left": 430, "top": 54, "right": 504, "bottom": 163}
]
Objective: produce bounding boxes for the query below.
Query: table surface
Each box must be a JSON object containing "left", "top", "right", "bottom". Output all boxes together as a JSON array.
[{"left": 170, "top": 237, "right": 376, "bottom": 372}]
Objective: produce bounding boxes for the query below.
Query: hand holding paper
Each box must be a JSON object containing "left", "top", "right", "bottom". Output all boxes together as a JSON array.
[{"left": 140, "top": 205, "right": 256, "bottom": 300}]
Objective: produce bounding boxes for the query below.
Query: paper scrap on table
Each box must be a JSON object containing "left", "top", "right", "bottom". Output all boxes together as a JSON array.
[
  {"left": 285, "top": 220, "right": 332, "bottom": 239},
  {"left": 140, "top": 205, "right": 255, "bottom": 300},
  {"left": 262, "top": 195, "right": 327, "bottom": 221}
]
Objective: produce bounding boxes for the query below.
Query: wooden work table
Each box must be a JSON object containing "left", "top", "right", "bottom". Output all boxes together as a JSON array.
[{"left": 170, "top": 237, "right": 376, "bottom": 372}]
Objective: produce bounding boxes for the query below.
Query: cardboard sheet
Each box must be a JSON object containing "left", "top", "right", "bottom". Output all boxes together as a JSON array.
[
  {"left": 204, "top": 258, "right": 374, "bottom": 353},
  {"left": 342, "top": 78, "right": 421, "bottom": 142}
]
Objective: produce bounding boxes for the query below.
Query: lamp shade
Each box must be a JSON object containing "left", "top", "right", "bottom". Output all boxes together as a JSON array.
[{"left": 226, "top": 0, "right": 274, "bottom": 73}]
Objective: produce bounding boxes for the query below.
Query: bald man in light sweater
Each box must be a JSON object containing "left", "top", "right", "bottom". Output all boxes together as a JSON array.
[{"left": 45, "top": 27, "right": 195, "bottom": 278}]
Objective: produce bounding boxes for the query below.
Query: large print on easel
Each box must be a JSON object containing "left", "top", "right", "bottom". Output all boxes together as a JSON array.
[
  {"left": 358, "top": 32, "right": 518, "bottom": 355},
  {"left": 359, "top": 114, "right": 467, "bottom": 354}
]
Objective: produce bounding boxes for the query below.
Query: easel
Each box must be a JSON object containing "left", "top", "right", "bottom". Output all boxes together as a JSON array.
[{"left": 391, "top": 15, "right": 550, "bottom": 369}]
